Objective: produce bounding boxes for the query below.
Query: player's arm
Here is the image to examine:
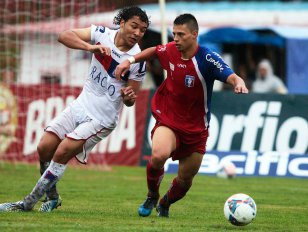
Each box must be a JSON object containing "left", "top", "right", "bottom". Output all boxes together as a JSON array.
[
  {"left": 115, "top": 47, "right": 157, "bottom": 80},
  {"left": 226, "top": 73, "right": 249, "bottom": 94},
  {"left": 58, "top": 27, "right": 111, "bottom": 55},
  {"left": 121, "top": 79, "right": 141, "bottom": 107}
]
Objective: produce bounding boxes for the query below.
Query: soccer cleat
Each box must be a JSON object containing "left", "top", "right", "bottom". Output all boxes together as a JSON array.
[
  {"left": 138, "top": 196, "right": 158, "bottom": 217},
  {"left": 156, "top": 204, "right": 169, "bottom": 217},
  {"left": 38, "top": 196, "right": 62, "bottom": 212},
  {"left": 0, "top": 201, "right": 26, "bottom": 212}
]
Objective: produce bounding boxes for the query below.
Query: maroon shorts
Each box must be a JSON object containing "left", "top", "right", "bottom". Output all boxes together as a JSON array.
[{"left": 151, "top": 121, "right": 209, "bottom": 161}]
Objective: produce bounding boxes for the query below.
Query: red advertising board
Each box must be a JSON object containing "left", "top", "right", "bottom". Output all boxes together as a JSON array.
[{"left": 0, "top": 84, "right": 150, "bottom": 166}]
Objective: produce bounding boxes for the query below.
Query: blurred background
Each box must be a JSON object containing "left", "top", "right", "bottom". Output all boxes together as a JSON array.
[{"left": 0, "top": 0, "right": 307, "bottom": 178}]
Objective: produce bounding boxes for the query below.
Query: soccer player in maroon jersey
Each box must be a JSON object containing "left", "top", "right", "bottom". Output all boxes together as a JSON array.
[{"left": 115, "top": 13, "right": 248, "bottom": 217}]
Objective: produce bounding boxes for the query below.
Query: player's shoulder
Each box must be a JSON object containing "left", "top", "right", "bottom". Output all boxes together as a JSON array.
[
  {"left": 156, "top": 41, "right": 175, "bottom": 51},
  {"left": 91, "top": 25, "right": 117, "bottom": 44},
  {"left": 92, "top": 24, "right": 111, "bottom": 34},
  {"left": 127, "top": 43, "right": 141, "bottom": 56},
  {"left": 196, "top": 45, "right": 224, "bottom": 61},
  {"left": 166, "top": 41, "right": 177, "bottom": 50},
  {"left": 196, "top": 45, "right": 215, "bottom": 57}
]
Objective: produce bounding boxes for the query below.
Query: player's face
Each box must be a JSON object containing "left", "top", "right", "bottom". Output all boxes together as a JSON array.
[
  {"left": 173, "top": 24, "right": 198, "bottom": 52},
  {"left": 120, "top": 16, "right": 148, "bottom": 47}
]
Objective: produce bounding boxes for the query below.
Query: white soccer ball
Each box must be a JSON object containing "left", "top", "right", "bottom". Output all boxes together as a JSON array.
[
  {"left": 224, "top": 193, "right": 257, "bottom": 226},
  {"left": 216, "top": 161, "right": 236, "bottom": 179}
]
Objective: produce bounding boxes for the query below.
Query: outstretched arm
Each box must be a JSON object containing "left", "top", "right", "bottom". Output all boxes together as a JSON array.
[
  {"left": 115, "top": 47, "right": 157, "bottom": 80},
  {"left": 226, "top": 74, "right": 249, "bottom": 94},
  {"left": 58, "top": 27, "right": 111, "bottom": 55}
]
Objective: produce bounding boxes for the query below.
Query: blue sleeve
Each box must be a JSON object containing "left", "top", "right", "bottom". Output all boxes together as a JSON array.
[
  {"left": 205, "top": 50, "right": 234, "bottom": 82},
  {"left": 196, "top": 47, "right": 234, "bottom": 82}
]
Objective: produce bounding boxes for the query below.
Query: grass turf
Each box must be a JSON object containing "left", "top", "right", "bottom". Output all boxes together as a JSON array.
[{"left": 0, "top": 162, "right": 307, "bottom": 232}]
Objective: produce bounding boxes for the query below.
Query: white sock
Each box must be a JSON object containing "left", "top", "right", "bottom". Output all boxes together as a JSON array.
[
  {"left": 48, "top": 160, "right": 67, "bottom": 179},
  {"left": 23, "top": 161, "right": 67, "bottom": 210}
]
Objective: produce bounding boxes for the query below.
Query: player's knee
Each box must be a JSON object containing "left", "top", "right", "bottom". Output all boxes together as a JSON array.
[
  {"left": 151, "top": 149, "right": 169, "bottom": 168},
  {"left": 54, "top": 144, "right": 70, "bottom": 157},
  {"left": 37, "top": 141, "right": 51, "bottom": 160},
  {"left": 53, "top": 148, "right": 70, "bottom": 164},
  {"left": 53, "top": 142, "right": 79, "bottom": 164}
]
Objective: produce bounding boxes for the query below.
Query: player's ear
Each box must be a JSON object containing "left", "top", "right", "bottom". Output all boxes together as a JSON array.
[
  {"left": 192, "top": 30, "right": 198, "bottom": 39},
  {"left": 120, "top": 19, "right": 125, "bottom": 28}
]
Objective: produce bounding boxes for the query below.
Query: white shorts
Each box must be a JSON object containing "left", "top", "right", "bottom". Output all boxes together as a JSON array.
[{"left": 45, "top": 100, "right": 113, "bottom": 164}]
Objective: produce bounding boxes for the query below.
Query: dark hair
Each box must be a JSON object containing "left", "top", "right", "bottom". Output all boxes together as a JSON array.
[
  {"left": 174, "top": 13, "right": 199, "bottom": 32},
  {"left": 113, "top": 6, "right": 150, "bottom": 27}
]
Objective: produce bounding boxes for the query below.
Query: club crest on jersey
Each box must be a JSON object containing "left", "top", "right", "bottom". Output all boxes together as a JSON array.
[
  {"left": 95, "top": 26, "right": 105, "bottom": 33},
  {"left": 185, "top": 75, "right": 195, "bottom": 87}
]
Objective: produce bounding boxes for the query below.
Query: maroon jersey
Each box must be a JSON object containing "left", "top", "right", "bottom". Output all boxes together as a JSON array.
[{"left": 152, "top": 42, "right": 234, "bottom": 134}]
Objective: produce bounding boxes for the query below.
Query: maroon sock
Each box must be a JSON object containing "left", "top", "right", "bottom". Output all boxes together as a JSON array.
[
  {"left": 160, "top": 177, "right": 192, "bottom": 207},
  {"left": 146, "top": 161, "right": 164, "bottom": 198}
]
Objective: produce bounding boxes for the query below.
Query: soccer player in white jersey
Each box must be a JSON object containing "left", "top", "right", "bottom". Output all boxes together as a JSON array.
[{"left": 0, "top": 6, "right": 149, "bottom": 212}]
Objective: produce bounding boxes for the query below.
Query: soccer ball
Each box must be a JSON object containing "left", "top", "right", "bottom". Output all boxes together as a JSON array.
[
  {"left": 216, "top": 161, "right": 236, "bottom": 179},
  {"left": 224, "top": 193, "right": 257, "bottom": 226}
]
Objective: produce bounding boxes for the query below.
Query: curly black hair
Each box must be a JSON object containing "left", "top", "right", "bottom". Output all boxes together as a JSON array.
[{"left": 113, "top": 6, "right": 150, "bottom": 27}]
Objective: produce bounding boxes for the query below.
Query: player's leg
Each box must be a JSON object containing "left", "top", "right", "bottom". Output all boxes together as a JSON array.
[
  {"left": 139, "top": 126, "right": 177, "bottom": 217},
  {"left": 38, "top": 121, "right": 111, "bottom": 212},
  {"left": 22, "top": 138, "right": 85, "bottom": 211},
  {"left": 157, "top": 152, "right": 203, "bottom": 217},
  {"left": 37, "top": 131, "right": 62, "bottom": 209},
  {"left": 36, "top": 105, "right": 77, "bottom": 212}
]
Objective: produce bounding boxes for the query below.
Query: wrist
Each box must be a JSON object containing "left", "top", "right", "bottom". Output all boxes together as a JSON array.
[
  {"left": 127, "top": 56, "right": 135, "bottom": 64},
  {"left": 123, "top": 96, "right": 135, "bottom": 107}
]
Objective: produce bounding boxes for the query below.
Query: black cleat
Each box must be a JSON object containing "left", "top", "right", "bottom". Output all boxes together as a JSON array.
[{"left": 156, "top": 204, "right": 169, "bottom": 217}]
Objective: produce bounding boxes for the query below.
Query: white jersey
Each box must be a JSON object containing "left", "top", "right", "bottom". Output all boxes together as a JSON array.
[{"left": 76, "top": 25, "right": 146, "bottom": 129}]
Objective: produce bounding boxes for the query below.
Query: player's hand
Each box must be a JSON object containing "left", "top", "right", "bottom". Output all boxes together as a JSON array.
[
  {"left": 121, "top": 86, "right": 137, "bottom": 100},
  {"left": 227, "top": 74, "right": 249, "bottom": 94},
  {"left": 234, "top": 83, "right": 249, "bottom": 94},
  {"left": 88, "top": 44, "right": 111, "bottom": 56},
  {"left": 115, "top": 59, "right": 131, "bottom": 81},
  {"left": 121, "top": 86, "right": 137, "bottom": 106}
]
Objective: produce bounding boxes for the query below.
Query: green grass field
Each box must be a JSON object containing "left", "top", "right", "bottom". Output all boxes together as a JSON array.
[{"left": 0, "top": 162, "right": 307, "bottom": 232}]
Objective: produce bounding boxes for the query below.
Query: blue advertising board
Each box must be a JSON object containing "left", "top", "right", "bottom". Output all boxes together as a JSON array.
[
  {"left": 164, "top": 151, "right": 308, "bottom": 178},
  {"left": 140, "top": 92, "right": 308, "bottom": 178}
]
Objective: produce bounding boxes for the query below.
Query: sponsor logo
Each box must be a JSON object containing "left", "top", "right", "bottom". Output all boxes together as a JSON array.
[
  {"left": 185, "top": 75, "right": 195, "bottom": 87},
  {"left": 112, "top": 50, "right": 121, "bottom": 59},
  {"left": 89, "top": 65, "right": 116, "bottom": 96},
  {"left": 0, "top": 85, "right": 18, "bottom": 155},
  {"left": 158, "top": 45, "right": 166, "bottom": 52},
  {"left": 206, "top": 54, "right": 224, "bottom": 72},
  {"left": 207, "top": 101, "right": 308, "bottom": 154},
  {"left": 177, "top": 63, "right": 186, "bottom": 68},
  {"left": 164, "top": 151, "right": 308, "bottom": 178}
]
